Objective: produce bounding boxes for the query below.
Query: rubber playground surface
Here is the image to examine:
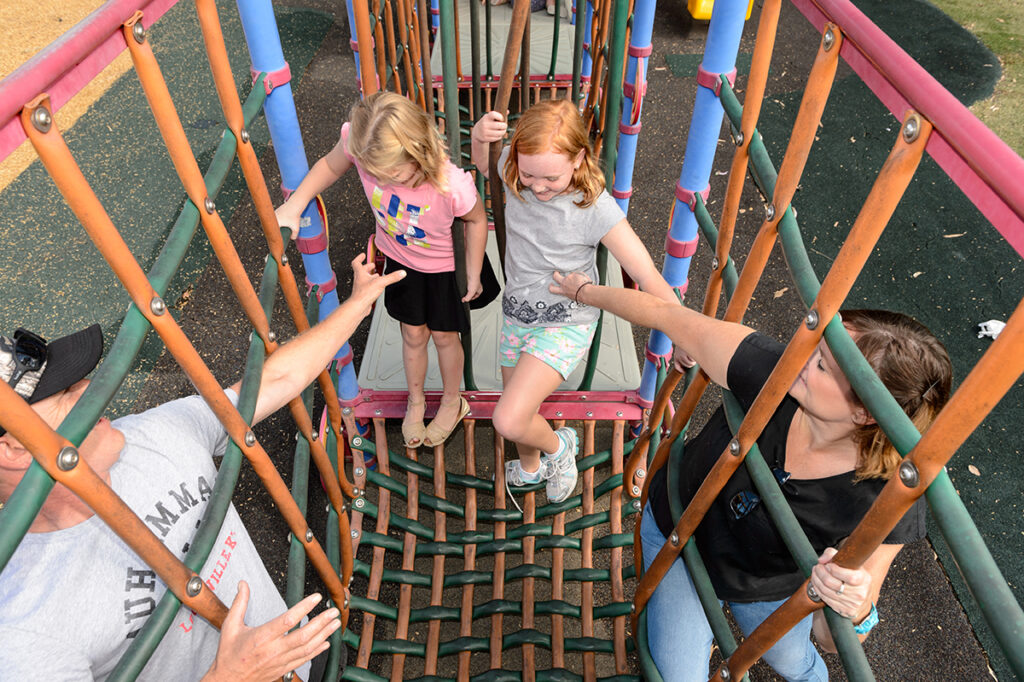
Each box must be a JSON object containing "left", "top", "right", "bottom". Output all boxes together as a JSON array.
[{"left": 0, "top": 0, "right": 1021, "bottom": 678}]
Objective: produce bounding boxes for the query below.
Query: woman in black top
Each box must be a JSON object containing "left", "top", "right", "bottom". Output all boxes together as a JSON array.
[{"left": 550, "top": 272, "right": 952, "bottom": 681}]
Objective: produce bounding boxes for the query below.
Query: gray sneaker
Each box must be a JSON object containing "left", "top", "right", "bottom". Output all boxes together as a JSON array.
[{"left": 542, "top": 427, "right": 578, "bottom": 503}]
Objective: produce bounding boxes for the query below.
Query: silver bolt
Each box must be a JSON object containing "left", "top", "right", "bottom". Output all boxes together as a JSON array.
[
  {"left": 150, "top": 296, "right": 166, "bottom": 316},
  {"left": 351, "top": 436, "right": 363, "bottom": 447},
  {"left": 734, "top": 131, "right": 744, "bottom": 147},
  {"left": 343, "top": 406, "right": 353, "bottom": 416},
  {"left": 31, "top": 106, "right": 52, "bottom": 133},
  {"left": 204, "top": 197, "right": 216, "bottom": 214},
  {"left": 632, "top": 499, "right": 641, "bottom": 511},
  {"left": 56, "top": 446, "right": 79, "bottom": 471},
  {"left": 902, "top": 115, "right": 921, "bottom": 143},
  {"left": 898, "top": 460, "right": 920, "bottom": 488},
  {"left": 630, "top": 603, "right": 636, "bottom": 613},
  {"left": 805, "top": 309, "right": 820, "bottom": 330},
  {"left": 244, "top": 430, "right": 256, "bottom": 447},
  {"left": 240, "top": 128, "right": 250, "bottom": 144},
  {"left": 351, "top": 529, "right": 360, "bottom": 538},
  {"left": 310, "top": 431, "right": 318, "bottom": 441},
  {"left": 636, "top": 468, "right": 646, "bottom": 479},
  {"left": 352, "top": 487, "right": 362, "bottom": 497},
  {"left": 267, "top": 330, "right": 276, "bottom": 343},
  {"left": 305, "top": 529, "right": 314, "bottom": 543},
  {"left": 670, "top": 532, "right": 679, "bottom": 546},
  {"left": 343, "top": 596, "right": 350, "bottom": 609},
  {"left": 281, "top": 253, "right": 289, "bottom": 266},
  {"left": 720, "top": 668, "right": 731, "bottom": 681},
  {"left": 326, "top": 503, "right": 332, "bottom": 512},
  {"left": 822, "top": 27, "right": 835, "bottom": 51},
  {"left": 616, "top": 411, "right": 623, "bottom": 417},
  {"left": 586, "top": 411, "right": 593, "bottom": 418},
  {"left": 728, "top": 438, "right": 742, "bottom": 456},
  {"left": 284, "top": 672, "right": 294, "bottom": 681},
  {"left": 580, "top": 395, "right": 588, "bottom": 401},
  {"left": 711, "top": 257, "right": 720, "bottom": 270},
  {"left": 555, "top": 411, "right": 563, "bottom": 418},
  {"left": 631, "top": 485, "right": 641, "bottom": 496},
  {"left": 806, "top": 583, "right": 822, "bottom": 602},
  {"left": 186, "top": 576, "right": 203, "bottom": 597},
  {"left": 765, "top": 204, "right": 776, "bottom": 221},
  {"left": 132, "top": 21, "right": 146, "bottom": 44},
  {"left": 375, "top": 409, "right": 382, "bottom": 416},
  {"left": 355, "top": 498, "right": 365, "bottom": 509},
  {"left": 354, "top": 467, "right": 365, "bottom": 477}
]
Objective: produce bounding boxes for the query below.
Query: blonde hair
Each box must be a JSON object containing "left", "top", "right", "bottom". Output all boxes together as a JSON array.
[
  {"left": 502, "top": 98, "right": 605, "bottom": 207},
  {"left": 347, "top": 91, "right": 451, "bottom": 193},
  {"left": 840, "top": 309, "right": 953, "bottom": 481}
]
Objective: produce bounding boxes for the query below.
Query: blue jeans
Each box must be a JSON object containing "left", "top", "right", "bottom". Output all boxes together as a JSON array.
[{"left": 639, "top": 503, "right": 828, "bottom": 682}]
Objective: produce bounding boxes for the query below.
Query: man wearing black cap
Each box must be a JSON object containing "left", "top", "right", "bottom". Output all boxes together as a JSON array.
[{"left": 0, "top": 256, "right": 404, "bottom": 681}]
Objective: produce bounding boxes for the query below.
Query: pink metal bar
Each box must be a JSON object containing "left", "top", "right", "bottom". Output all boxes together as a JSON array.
[
  {"left": 791, "top": 0, "right": 1024, "bottom": 257},
  {"left": 348, "top": 390, "right": 645, "bottom": 420},
  {"left": 0, "top": 0, "right": 177, "bottom": 161}
]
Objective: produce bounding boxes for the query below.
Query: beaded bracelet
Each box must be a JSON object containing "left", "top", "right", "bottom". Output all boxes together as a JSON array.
[{"left": 853, "top": 602, "right": 879, "bottom": 635}]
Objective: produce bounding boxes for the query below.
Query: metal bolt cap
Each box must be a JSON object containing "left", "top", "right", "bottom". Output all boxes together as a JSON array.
[
  {"left": 805, "top": 309, "right": 820, "bottom": 330},
  {"left": 186, "top": 576, "right": 203, "bottom": 597},
  {"left": 57, "top": 446, "right": 79, "bottom": 471},
  {"left": 728, "top": 438, "right": 742, "bottom": 456},
  {"left": 150, "top": 296, "right": 166, "bottom": 316},
  {"left": 244, "top": 430, "right": 256, "bottom": 447},
  {"left": 31, "top": 106, "right": 52, "bottom": 133},
  {"left": 132, "top": 22, "right": 146, "bottom": 44}
]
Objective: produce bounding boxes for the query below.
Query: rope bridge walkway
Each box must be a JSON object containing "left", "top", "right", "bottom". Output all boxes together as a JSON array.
[{"left": 0, "top": 0, "right": 1021, "bottom": 681}]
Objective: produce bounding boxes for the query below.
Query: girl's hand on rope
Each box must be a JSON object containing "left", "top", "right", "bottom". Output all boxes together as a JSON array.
[
  {"left": 472, "top": 111, "right": 508, "bottom": 144},
  {"left": 350, "top": 253, "right": 405, "bottom": 317},
  {"left": 549, "top": 271, "right": 593, "bottom": 304},
  {"left": 203, "top": 581, "right": 340, "bottom": 682},
  {"left": 463, "top": 273, "right": 483, "bottom": 303},
  {"left": 811, "top": 547, "right": 872, "bottom": 621}
]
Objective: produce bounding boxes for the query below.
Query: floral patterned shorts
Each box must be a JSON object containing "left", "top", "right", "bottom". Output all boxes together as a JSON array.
[{"left": 499, "top": 318, "right": 598, "bottom": 380}]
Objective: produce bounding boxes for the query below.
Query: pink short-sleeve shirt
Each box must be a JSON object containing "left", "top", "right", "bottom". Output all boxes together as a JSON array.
[{"left": 341, "top": 122, "right": 479, "bottom": 273}]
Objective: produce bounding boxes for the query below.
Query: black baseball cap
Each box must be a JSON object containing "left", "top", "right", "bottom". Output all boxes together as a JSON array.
[{"left": 0, "top": 324, "right": 103, "bottom": 436}]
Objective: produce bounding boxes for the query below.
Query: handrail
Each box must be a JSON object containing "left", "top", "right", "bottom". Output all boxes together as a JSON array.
[{"left": 793, "top": 0, "right": 1024, "bottom": 255}]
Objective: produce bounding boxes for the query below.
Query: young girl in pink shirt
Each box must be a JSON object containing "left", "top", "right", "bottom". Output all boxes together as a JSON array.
[{"left": 277, "top": 92, "right": 487, "bottom": 448}]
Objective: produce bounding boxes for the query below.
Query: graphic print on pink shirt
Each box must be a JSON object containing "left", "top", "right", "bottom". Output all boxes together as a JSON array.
[{"left": 370, "top": 186, "right": 432, "bottom": 249}]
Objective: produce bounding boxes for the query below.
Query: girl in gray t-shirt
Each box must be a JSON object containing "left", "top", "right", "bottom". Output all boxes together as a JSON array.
[{"left": 471, "top": 99, "right": 683, "bottom": 505}]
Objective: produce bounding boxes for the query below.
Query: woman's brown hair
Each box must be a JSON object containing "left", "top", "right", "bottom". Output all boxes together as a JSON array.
[
  {"left": 841, "top": 309, "right": 953, "bottom": 480},
  {"left": 502, "top": 98, "right": 604, "bottom": 207}
]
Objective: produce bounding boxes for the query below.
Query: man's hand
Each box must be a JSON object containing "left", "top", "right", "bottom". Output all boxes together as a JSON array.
[
  {"left": 203, "top": 581, "right": 341, "bottom": 682},
  {"left": 350, "top": 253, "right": 405, "bottom": 317}
]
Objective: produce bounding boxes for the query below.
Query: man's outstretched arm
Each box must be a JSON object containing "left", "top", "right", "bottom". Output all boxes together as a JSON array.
[{"left": 235, "top": 254, "right": 405, "bottom": 425}]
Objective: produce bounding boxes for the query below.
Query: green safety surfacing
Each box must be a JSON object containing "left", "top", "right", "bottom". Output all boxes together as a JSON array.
[{"left": 0, "top": 0, "right": 332, "bottom": 414}]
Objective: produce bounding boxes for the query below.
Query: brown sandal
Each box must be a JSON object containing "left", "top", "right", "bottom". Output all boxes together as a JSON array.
[
  {"left": 402, "top": 399, "right": 426, "bottom": 448},
  {"left": 423, "top": 396, "right": 471, "bottom": 447}
]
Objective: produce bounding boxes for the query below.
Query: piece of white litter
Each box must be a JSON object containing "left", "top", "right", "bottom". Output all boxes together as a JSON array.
[{"left": 976, "top": 320, "right": 1006, "bottom": 339}]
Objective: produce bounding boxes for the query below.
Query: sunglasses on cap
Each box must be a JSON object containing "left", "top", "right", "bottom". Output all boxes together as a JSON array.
[
  {"left": 2, "top": 329, "right": 47, "bottom": 390},
  {"left": 0, "top": 329, "right": 48, "bottom": 438}
]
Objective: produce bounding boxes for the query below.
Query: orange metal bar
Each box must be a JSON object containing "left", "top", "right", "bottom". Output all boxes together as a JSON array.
[
  {"left": 458, "top": 421, "right": 479, "bottom": 680},
  {"left": 717, "top": 295, "right": 1024, "bottom": 680},
  {"left": 128, "top": 12, "right": 356, "bottom": 585},
  {"left": 628, "top": 20, "right": 843, "bottom": 514},
  {"left": 0, "top": 382, "right": 228, "bottom": 625},
  {"left": 632, "top": 111, "right": 931, "bottom": 629},
  {"left": 609, "top": 421, "right": 629, "bottom": 674},
  {"left": 425, "top": 436, "right": 451, "bottom": 676},
  {"left": 581, "top": 421, "right": 597, "bottom": 681},
  {"left": 356, "top": 418, "right": 392, "bottom": 667},
  {"left": 704, "top": 0, "right": 782, "bottom": 316},
  {"left": 23, "top": 95, "right": 350, "bottom": 622}
]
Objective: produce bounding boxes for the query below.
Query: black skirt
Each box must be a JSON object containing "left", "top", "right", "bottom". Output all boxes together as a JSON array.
[{"left": 382, "top": 256, "right": 470, "bottom": 333}]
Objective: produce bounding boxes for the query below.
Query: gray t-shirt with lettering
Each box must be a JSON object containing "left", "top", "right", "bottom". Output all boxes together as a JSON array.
[
  {"left": 499, "top": 146, "right": 625, "bottom": 327},
  {"left": 0, "top": 392, "right": 308, "bottom": 681}
]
